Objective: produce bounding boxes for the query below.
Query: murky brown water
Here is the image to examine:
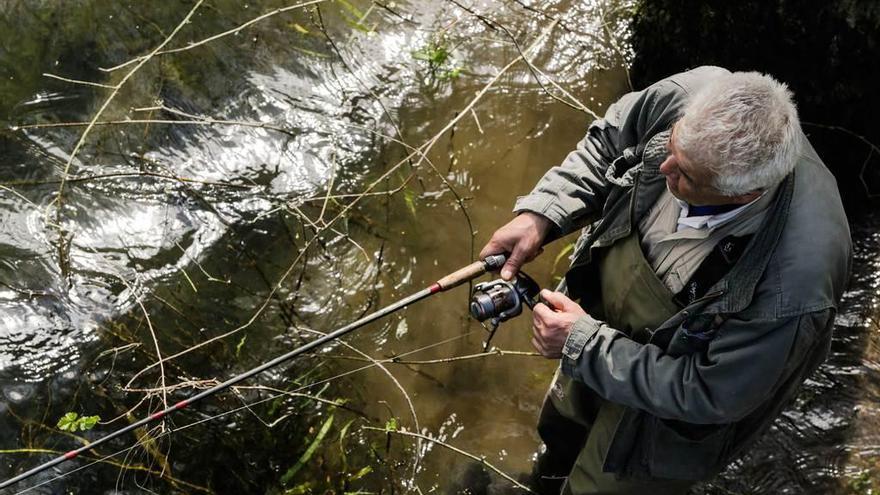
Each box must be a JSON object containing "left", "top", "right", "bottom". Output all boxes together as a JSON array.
[{"left": 0, "top": 1, "right": 877, "bottom": 494}]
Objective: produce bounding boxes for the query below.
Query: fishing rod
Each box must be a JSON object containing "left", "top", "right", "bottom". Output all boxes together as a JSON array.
[{"left": 1, "top": 255, "right": 510, "bottom": 491}]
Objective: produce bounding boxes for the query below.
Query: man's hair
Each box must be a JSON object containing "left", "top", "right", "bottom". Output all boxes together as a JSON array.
[{"left": 675, "top": 71, "right": 802, "bottom": 196}]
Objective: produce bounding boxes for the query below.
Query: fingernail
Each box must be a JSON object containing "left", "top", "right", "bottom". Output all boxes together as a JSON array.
[{"left": 501, "top": 268, "right": 511, "bottom": 280}]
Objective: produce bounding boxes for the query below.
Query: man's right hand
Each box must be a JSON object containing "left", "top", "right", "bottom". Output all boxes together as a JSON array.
[{"left": 479, "top": 212, "right": 553, "bottom": 280}]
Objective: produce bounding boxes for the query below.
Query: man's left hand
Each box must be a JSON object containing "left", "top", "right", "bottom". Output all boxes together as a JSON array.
[{"left": 532, "top": 289, "right": 587, "bottom": 359}]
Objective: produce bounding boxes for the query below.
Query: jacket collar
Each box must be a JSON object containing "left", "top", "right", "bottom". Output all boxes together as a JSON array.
[{"left": 710, "top": 173, "right": 792, "bottom": 313}]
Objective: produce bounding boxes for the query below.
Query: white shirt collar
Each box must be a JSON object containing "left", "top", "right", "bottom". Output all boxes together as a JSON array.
[{"left": 673, "top": 189, "right": 766, "bottom": 232}]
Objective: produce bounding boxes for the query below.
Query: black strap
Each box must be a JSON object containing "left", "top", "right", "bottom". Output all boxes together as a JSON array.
[{"left": 673, "top": 234, "right": 753, "bottom": 307}]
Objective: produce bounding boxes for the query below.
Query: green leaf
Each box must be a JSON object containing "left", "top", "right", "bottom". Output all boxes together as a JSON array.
[
  {"left": 78, "top": 415, "right": 100, "bottom": 431},
  {"left": 412, "top": 45, "right": 449, "bottom": 65},
  {"left": 437, "top": 66, "right": 463, "bottom": 80},
  {"left": 552, "top": 242, "right": 575, "bottom": 274},
  {"left": 268, "top": 396, "right": 285, "bottom": 416},
  {"left": 291, "top": 45, "right": 331, "bottom": 59},
  {"left": 336, "top": 0, "right": 364, "bottom": 18},
  {"left": 411, "top": 50, "right": 432, "bottom": 62},
  {"left": 429, "top": 46, "right": 449, "bottom": 64},
  {"left": 348, "top": 466, "right": 372, "bottom": 481},
  {"left": 57, "top": 412, "right": 79, "bottom": 432},
  {"left": 345, "top": 20, "right": 373, "bottom": 34},
  {"left": 57, "top": 412, "right": 100, "bottom": 432},
  {"left": 339, "top": 418, "right": 354, "bottom": 452},
  {"left": 280, "top": 414, "right": 334, "bottom": 485},
  {"left": 403, "top": 189, "right": 417, "bottom": 217},
  {"left": 283, "top": 482, "right": 313, "bottom": 495},
  {"left": 384, "top": 417, "right": 398, "bottom": 432},
  {"left": 235, "top": 334, "right": 247, "bottom": 358},
  {"left": 289, "top": 22, "right": 309, "bottom": 34}
]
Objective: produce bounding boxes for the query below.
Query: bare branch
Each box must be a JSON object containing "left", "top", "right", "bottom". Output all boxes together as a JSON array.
[{"left": 362, "top": 427, "right": 535, "bottom": 493}]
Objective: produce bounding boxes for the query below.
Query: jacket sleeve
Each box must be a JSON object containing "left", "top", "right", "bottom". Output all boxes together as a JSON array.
[
  {"left": 559, "top": 309, "right": 834, "bottom": 424},
  {"left": 512, "top": 67, "right": 727, "bottom": 236}
]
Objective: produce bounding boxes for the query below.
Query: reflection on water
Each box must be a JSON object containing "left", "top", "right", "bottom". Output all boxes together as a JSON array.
[{"left": 0, "top": 0, "right": 876, "bottom": 493}]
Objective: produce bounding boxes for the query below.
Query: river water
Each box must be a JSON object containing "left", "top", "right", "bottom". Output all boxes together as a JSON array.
[{"left": 0, "top": 1, "right": 876, "bottom": 494}]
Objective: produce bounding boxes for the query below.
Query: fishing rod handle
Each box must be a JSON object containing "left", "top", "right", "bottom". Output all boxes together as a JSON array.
[{"left": 434, "top": 254, "right": 506, "bottom": 291}]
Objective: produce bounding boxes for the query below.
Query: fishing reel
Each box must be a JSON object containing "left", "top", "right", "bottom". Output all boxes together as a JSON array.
[{"left": 469, "top": 270, "right": 542, "bottom": 351}]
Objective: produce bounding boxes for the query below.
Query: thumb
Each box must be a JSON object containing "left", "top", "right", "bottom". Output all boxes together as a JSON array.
[{"left": 540, "top": 289, "right": 577, "bottom": 311}]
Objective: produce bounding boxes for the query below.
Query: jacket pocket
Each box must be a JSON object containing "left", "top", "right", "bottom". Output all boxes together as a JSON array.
[{"left": 645, "top": 416, "right": 732, "bottom": 480}]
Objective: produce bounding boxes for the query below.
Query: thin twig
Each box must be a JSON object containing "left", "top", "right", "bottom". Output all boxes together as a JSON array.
[
  {"left": 100, "top": 0, "right": 329, "bottom": 72},
  {"left": 42, "top": 72, "right": 117, "bottom": 89},
  {"left": 470, "top": 108, "right": 484, "bottom": 134},
  {"left": 329, "top": 348, "right": 541, "bottom": 365},
  {"left": 175, "top": 241, "right": 230, "bottom": 284},
  {"left": 317, "top": 150, "right": 337, "bottom": 227},
  {"left": 114, "top": 273, "right": 169, "bottom": 411},
  {"left": 362, "top": 427, "right": 535, "bottom": 493},
  {"left": 297, "top": 173, "right": 414, "bottom": 202}
]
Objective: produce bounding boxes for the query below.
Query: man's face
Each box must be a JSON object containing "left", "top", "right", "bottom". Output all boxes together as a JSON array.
[{"left": 659, "top": 123, "right": 748, "bottom": 206}]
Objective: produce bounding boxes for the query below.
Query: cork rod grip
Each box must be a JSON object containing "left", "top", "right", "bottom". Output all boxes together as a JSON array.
[{"left": 435, "top": 261, "right": 487, "bottom": 290}]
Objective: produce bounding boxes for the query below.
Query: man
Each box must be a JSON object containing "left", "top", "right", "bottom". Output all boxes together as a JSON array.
[{"left": 479, "top": 66, "right": 852, "bottom": 494}]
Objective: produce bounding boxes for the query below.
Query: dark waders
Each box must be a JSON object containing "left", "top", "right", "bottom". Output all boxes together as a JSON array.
[{"left": 533, "top": 232, "right": 694, "bottom": 495}]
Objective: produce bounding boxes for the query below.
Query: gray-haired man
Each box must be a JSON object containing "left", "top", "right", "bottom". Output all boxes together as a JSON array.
[{"left": 480, "top": 66, "right": 852, "bottom": 494}]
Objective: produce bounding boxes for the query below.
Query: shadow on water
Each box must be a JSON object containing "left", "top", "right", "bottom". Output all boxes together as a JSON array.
[{"left": 0, "top": 1, "right": 878, "bottom": 494}]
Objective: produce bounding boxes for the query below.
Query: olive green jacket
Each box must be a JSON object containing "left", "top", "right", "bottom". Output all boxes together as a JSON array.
[{"left": 514, "top": 66, "right": 852, "bottom": 480}]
